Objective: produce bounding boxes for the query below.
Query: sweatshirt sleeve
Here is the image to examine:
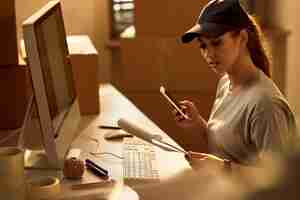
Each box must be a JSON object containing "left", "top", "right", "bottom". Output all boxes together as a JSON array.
[{"left": 249, "top": 98, "right": 297, "bottom": 155}]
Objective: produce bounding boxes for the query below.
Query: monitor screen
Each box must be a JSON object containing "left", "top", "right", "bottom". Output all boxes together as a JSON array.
[{"left": 22, "top": 0, "right": 79, "bottom": 169}]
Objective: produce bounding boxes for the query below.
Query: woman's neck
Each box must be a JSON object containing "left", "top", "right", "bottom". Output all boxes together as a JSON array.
[{"left": 227, "top": 54, "right": 258, "bottom": 91}]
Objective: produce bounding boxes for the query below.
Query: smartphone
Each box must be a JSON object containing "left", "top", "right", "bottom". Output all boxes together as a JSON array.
[{"left": 159, "top": 86, "right": 188, "bottom": 119}]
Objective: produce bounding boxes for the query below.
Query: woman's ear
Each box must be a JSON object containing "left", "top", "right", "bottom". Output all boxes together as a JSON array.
[{"left": 240, "top": 29, "right": 248, "bottom": 47}]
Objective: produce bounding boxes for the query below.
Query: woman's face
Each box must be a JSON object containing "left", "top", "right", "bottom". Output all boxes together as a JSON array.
[{"left": 197, "top": 31, "right": 243, "bottom": 75}]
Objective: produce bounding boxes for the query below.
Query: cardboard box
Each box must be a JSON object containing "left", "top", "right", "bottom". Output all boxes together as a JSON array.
[
  {"left": 68, "top": 35, "right": 100, "bottom": 115},
  {"left": 135, "top": 0, "right": 209, "bottom": 37},
  {"left": 119, "top": 37, "right": 168, "bottom": 92},
  {"left": 0, "top": 65, "right": 32, "bottom": 129},
  {"left": 118, "top": 36, "right": 218, "bottom": 92},
  {"left": 164, "top": 37, "right": 218, "bottom": 92},
  {"left": 0, "top": 0, "right": 18, "bottom": 65}
]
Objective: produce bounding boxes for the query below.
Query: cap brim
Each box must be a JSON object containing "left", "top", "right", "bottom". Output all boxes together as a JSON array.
[
  {"left": 181, "top": 23, "right": 233, "bottom": 43},
  {"left": 181, "top": 24, "right": 201, "bottom": 43}
]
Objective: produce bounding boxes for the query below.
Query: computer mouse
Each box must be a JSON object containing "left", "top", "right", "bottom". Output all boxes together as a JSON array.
[{"left": 104, "top": 130, "right": 133, "bottom": 140}]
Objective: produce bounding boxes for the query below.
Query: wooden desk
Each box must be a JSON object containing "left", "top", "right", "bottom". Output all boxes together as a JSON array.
[{"left": 26, "top": 84, "right": 189, "bottom": 200}]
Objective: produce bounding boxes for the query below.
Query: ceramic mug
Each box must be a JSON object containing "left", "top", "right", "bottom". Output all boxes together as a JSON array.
[{"left": 0, "top": 147, "right": 25, "bottom": 200}]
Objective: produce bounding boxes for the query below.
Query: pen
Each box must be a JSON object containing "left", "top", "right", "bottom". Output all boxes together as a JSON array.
[
  {"left": 85, "top": 159, "right": 109, "bottom": 175},
  {"left": 188, "top": 151, "right": 224, "bottom": 162},
  {"left": 71, "top": 179, "right": 115, "bottom": 190},
  {"left": 86, "top": 162, "right": 109, "bottom": 179},
  {"left": 98, "top": 125, "right": 121, "bottom": 130}
]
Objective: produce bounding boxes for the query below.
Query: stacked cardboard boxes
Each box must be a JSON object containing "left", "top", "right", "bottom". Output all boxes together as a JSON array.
[
  {"left": 134, "top": 0, "right": 208, "bottom": 37},
  {"left": 114, "top": 0, "right": 219, "bottom": 151},
  {"left": 0, "top": 0, "right": 33, "bottom": 146},
  {"left": 0, "top": 65, "right": 32, "bottom": 130},
  {"left": 67, "top": 35, "right": 100, "bottom": 115},
  {"left": 0, "top": 0, "right": 18, "bottom": 66}
]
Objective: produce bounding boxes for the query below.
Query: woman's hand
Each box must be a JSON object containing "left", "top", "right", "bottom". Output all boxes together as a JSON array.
[
  {"left": 185, "top": 151, "right": 227, "bottom": 172},
  {"left": 173, "top": 100, "right": 207, "bottom": 129}
]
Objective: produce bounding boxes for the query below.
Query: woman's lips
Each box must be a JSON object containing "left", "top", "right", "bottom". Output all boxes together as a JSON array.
[{"left": 209, "top": 63, "right": 218, "bottom": 68}]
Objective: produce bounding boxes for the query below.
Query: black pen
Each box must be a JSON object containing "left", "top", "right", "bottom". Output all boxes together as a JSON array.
[
  {"left": 98, "top": 125, "right": 121, "bottom": 130},
  {"left": 86, "top": 162, "right": 109, "bottom": 179},
  {"left": 85, "top": 159, "right": 109, "bottom": 175}
]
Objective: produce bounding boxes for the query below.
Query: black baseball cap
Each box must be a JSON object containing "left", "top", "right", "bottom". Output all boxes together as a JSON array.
[{"left": 181, "top": 0, "right": 250, "bottom": 43}]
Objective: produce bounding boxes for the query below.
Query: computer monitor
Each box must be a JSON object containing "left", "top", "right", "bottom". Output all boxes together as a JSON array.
[{"left": 22, "top": 0, "right": 80, "bottom": 169}]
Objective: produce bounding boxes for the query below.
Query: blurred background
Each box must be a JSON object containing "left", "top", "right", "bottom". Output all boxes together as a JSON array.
[{"left": 10, "top": 0, "right": 300, "bottom": 151}]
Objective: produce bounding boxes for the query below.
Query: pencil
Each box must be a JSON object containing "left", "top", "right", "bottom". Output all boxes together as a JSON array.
[{"left": 71, "top": 179, "right": 116, "bottom": 190}]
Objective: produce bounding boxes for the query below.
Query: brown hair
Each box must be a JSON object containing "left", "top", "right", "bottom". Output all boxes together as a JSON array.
[{"left": 245, "top": 15, "right": 272, "bottom": 78}]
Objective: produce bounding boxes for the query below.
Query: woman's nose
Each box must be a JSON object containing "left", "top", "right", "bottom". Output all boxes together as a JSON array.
[{"left": 203, "top": 48, "right": 215, "bottom": 62}]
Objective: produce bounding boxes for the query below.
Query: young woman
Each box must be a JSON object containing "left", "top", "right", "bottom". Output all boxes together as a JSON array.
[{"left": 176, "top": 0, "right": 298, "bottom": 171}]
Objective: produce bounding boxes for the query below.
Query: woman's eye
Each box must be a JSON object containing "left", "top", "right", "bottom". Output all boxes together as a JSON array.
[{"left": 211, "top": 39, "right": 221, "bottom": 46}]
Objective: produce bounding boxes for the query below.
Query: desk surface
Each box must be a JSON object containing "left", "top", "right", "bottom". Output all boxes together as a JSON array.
[{"left": 26, "top": 84, "right": 189, "bottom": 200}]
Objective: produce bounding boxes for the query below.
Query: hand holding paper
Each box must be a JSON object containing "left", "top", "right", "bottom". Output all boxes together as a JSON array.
[{"left": 117, "top": 118, "right": 186, "bottom": 153}]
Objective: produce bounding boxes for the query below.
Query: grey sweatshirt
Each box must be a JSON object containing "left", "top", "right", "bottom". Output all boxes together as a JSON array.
[{"left": 207, "top": 69, "right": 298, "bottom": 165}]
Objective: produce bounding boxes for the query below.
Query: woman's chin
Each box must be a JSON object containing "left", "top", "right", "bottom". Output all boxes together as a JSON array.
[{"left": 212, "top": 69, "right": 225, "bottom": 77}]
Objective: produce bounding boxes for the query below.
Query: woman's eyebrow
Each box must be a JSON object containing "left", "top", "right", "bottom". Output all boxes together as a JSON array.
[{"left": 213, "top": 35, "right": 223, "bottom": 41}]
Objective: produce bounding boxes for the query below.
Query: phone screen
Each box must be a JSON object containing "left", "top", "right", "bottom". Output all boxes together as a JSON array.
[{"left": 160, "top": 86, "right": 188, "bottom": 119}]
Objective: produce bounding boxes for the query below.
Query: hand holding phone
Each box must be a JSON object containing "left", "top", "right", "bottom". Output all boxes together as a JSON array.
[{"left": 160, "top": 86, "right": 189, "bottom": 119}]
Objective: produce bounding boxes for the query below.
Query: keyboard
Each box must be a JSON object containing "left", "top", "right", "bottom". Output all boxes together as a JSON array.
[{"left": 122, "top": 137, "right": 160, "bottom": 186}]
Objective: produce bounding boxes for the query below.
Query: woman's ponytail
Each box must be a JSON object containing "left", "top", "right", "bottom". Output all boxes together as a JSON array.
[{"left": 246, "top": 15, "right": 272, "bottom": 78}]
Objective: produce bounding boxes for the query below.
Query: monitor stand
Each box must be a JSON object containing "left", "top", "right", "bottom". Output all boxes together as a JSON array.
[
  {"left": 20, "top": 96, "right": 81, "bottom": 170},
  {"left": 19, "top": 95, "right": 59, "bottom": 169},
  {"left": 24, "top": 150, "right": 62, "bottom": 169}
]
